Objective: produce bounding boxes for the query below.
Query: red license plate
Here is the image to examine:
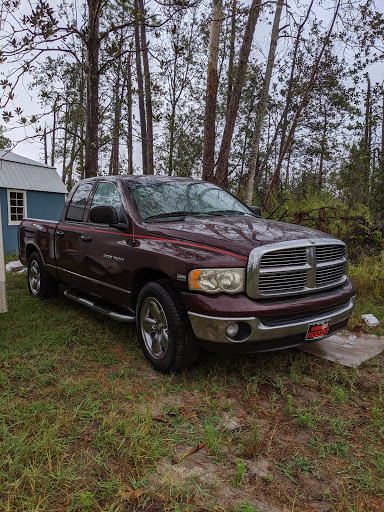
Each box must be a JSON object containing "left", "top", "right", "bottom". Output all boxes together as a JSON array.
[{"left": 306, "top": 319, "right": 331, "bottom": 341}]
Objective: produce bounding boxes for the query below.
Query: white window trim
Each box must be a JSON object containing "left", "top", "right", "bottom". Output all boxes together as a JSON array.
[{"left": 7, "top": 189, "right": 27, "bottom": 226}]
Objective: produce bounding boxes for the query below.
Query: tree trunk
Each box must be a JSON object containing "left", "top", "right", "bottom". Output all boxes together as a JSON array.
[
  {"left": 214, "top": 0, "right": 261, "bottom": 186},
  {"left": 263, "top": 0, "right": 341, "bottom": 210},
  {"left": 364, "top": 77, "right": 371, "bottom": 187},
  {"left": 84, "top": 0, "right": 100, "bottom": 178},
  {"left": 126, "top": 55, "right": 133, "bottom": 174},
  {"left": 51, "top": 96, "right": 58, "bottom": 167},
  {"left": 219, "top": 0, "right": 238, "bottom": 187},
  {"left": 168, "top": 101, "right": 177, "bottom": 176},
  {"left": 202, "top": 0, "right": 222, "bottom": 182},
  {"left": 134, "top": 0, "right": 148, "bottom": 174},
  {"left": 226, "top": 0, "right": 237, "bottom": 112},
  {"left": 279, "top": 1, "right": 314, "bottom": 159},
  {"left": 62, "top": 107, "right": 68, "bottom": 182},
  {"left": 381, "top": 92, "right": 384, "bottom": 173},
  {"left": 109, "top": 50, "right": 124, "bottom": 176},
  {"left": 318, "top": 106, "right": 327, "bottom": 190},
  {"left": 257, "top": 1, "right": 313, "bottom": 185},
  {"left": 168, "top": 40, "right": 179, "bottom": 177},
  {"left": 67, "top": 129, "right": 78, "bottom": 190},
  {"left": 138, "top": 0, "right": 154, "bottom": 174},
  {"left": 244, "top": 0, "right": 283, "bottom": 205},
  {"left": 44, "top": 127, "right": 48, "bottom": 164}
]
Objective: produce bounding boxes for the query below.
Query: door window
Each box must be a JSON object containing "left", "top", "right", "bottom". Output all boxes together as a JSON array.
[
  {"left": 90, "top": 182, "right": 122, "bottom": 222},
  {"left": 65, "top": 182, "right": 93, "bottom": 222}
]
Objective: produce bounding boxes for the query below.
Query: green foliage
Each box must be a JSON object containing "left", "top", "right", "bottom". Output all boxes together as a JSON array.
[
  {"left": 348, "top": 253, "right": 384, "bottom": 335},
  {"left": 205, "top": 424, "right": 220, "bottom": 456},
  {"left": 276, "top": 453, "right": 316, "bottom": 482},
  {"left": 294, "top": 408, "right": 317, "bottom": 428},
  {"left": 231, "top": 500, "right": 260, "bottom": 512},
  {"left": 78, "top": 491, "right": 96, "bottom": 512},
  {"left": 232, "top": 459, "right": 247, "bottom": 487},
  {"left": 270, "top": 189, "right": 384, "bottom": 262},
  {"left": 349, "top": 254, "right": 384, "bottom": 301},
  {"left": 0, "top": 125, "right": 11, "bottom": 149},
  {"left": 285, "top": 394, "right": 294, "bottom": 415}
]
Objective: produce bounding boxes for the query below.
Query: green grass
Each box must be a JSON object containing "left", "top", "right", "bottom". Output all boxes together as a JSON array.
[
  {"left": 348, "top": 253, "right": 384, "bottom": 335},
  {"left": 1, "top": 256, "right": 384, "bottom": 511}
]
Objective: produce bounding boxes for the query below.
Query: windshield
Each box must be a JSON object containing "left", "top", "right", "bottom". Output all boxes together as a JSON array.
[{"left": 125, "top": 180, "right": 254, "bottom": 222}]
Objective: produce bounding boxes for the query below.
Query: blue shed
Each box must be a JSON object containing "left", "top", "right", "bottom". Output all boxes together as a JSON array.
[{"left": 0, "top": 150, "right": 67, "bottom": 255}]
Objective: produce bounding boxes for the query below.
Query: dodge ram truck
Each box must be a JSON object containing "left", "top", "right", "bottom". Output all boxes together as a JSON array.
[{"left": 18, "top": 176, "right": 356, "bottom": 372}]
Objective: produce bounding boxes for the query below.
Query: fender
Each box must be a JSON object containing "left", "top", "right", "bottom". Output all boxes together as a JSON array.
[{"left": 25, "top": 241, "right": 45, "bottom": 267}]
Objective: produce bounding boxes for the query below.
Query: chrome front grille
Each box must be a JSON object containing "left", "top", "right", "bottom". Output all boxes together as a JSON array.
[
  {"left": 247, "top": 239, "right": 347, "bottom": 299},
  {"left": 316, "top": 263, "right": 346, "bottom": 287},
  {"left": 260, "top": 248, "right": 307, "bottom": 268},
  {"left": 316, "top": 245, "right": 346, "bottom": 262},
  {"left": 259, "top": 270, "right": 307, "bottom": 293}
]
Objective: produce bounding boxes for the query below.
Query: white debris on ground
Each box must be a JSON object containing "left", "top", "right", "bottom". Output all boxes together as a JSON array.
[
  {"left": 5, "top": 260, "right": 25, "bottom": 273},
  {"left": 300, "top": 330, "right": 384, "bottom": 368},
  {"left": 361, "top": 313, "right": 380, "bottom": 327}
]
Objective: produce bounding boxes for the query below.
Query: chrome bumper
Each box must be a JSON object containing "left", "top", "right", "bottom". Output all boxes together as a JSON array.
[{"left": 187, "top": 296, "right": 355, "bottom": 343}]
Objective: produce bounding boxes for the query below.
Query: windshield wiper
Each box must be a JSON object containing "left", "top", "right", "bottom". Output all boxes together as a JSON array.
[
  {"left": 205, "top": 210, "right": 248, "bottom": 216},
  {"left": 145, "top": 211, "right": 211, "bottom": 221}
]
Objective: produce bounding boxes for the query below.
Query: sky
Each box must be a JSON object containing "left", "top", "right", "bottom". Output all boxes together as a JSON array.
[{"left": 0, "top": 0, "right": 383, "bottom": 173}]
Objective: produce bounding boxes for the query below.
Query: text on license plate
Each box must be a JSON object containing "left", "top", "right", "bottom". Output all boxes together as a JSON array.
[{"left": 306, "top": 319, "right": 331, "bottom": 340}]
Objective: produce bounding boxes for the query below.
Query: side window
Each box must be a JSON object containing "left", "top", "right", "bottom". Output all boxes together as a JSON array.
[
  {"left": 65, "top": 182, "right": 93, "bottom": 222},
  {"left": 7, "top": 189, "right": 27, "bottom": 225},
  {"left": 90, "top": 182, "right": 122, "bottom": 222}
]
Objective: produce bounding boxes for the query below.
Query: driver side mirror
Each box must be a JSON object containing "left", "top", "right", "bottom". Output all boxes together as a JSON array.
[
  {"left": 250, "top": 206, "right": 262, "bottom": 218},
  {"left": 90, "top": 205, "right": 118, "bottom": 225}
]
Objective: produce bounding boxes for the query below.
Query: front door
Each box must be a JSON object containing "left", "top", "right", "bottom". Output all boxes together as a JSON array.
[{"left": 80, "top": 181, "right": 130, "bottom": 307}]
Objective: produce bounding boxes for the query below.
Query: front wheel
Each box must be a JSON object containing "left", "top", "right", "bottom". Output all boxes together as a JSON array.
[
  {"left": 136, "top": 281, "right": 199, "bottom": 372},
  {"left": 28, "top": 252, "right": 58, "bottom": 299}
]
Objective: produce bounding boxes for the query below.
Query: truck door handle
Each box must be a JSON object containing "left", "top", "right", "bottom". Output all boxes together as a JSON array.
[
  {"left": 80, "top": 235, "right": 92, "bottom": 242},
  {"left": 56, "top": 230, "right": 65, "bottom": 236}
]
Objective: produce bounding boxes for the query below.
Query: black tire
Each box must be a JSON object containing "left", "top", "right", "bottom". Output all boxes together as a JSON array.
[
  {"left": 136, "top": 280, "right": 200, "bottom": 372},
  {"left": 27, "top": 251, "right": 58, "bottom": 299}
]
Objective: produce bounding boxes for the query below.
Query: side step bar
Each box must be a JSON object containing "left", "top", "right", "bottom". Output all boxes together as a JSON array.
[{"left": 64, "top": 288, "right": 136, "bottom": 323}]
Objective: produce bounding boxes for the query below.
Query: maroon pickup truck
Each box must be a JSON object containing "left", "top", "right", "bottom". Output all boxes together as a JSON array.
[{"left": 19, "top": 176, "right": 356, "bottom": 372}]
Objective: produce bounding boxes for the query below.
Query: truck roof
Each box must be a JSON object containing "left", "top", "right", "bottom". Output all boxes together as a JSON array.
[{"left": 81, "top": 175, "right": 205, "bottom": 185}]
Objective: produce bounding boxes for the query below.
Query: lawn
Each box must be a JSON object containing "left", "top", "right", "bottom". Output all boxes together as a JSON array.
[{"left": 0, "top": 260, "right": 383, "bottom": 511}]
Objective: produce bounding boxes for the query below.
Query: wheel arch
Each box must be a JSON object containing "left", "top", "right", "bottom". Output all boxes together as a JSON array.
[
  {"left": 25, "top": 242, "right": 45, "bottom": 266},
  {"left": 132, "top": 268, "right": 171, "bottom": 309}
]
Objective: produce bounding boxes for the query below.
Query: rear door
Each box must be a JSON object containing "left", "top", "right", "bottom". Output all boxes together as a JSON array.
[{"left": 55, "top": 181, "right": 94, "bottom": 289}]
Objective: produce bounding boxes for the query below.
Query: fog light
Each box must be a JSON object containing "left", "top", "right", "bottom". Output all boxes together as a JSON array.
[{"left": 226, "top": 323, "right": 239, "bottom": 338}]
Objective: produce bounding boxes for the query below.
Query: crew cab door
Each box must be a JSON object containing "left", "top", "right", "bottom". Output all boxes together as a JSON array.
[{"left": 55, "top": 181, "right": 94, "bottom": 289}]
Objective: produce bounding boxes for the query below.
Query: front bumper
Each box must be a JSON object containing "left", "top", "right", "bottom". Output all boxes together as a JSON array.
[{"left": 188, "top": 295, "right": 355, "bottom": 345}]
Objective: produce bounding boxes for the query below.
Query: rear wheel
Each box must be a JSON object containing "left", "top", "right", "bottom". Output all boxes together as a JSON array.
[
  {"left": 137, "top": 281, "right": 199, "bottom": 372},
  {"left": 28, "top": 252, "right": 58, "bottom": 299}
]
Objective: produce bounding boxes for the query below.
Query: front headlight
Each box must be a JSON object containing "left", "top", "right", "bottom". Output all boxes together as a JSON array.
[{"left": 188, "top": 268, "right": 245, "bottom": 294}]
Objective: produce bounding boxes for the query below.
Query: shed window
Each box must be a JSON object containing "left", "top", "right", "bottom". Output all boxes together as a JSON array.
[{"left": 7, "top": 189, "right": 27, "bottom": 225}]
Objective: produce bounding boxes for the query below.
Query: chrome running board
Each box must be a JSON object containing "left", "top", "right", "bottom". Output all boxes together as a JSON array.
[{"left": 64, "top": 288, "right": 135, "bottom": 323}]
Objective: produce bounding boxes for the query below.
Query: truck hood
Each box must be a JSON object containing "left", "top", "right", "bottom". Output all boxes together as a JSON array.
[{"left": 146, "top": 216, "right": 336, "bottom": 258}]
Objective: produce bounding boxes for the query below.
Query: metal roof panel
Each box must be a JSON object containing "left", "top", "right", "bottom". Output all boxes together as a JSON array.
[{"left": 0, "top": 151, "right": 67, "bottom": 194}]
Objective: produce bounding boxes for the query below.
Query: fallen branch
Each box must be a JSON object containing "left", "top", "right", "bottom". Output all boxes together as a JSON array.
[{"left": 172, "top": 441, "right": 207, "bottom": 464}]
